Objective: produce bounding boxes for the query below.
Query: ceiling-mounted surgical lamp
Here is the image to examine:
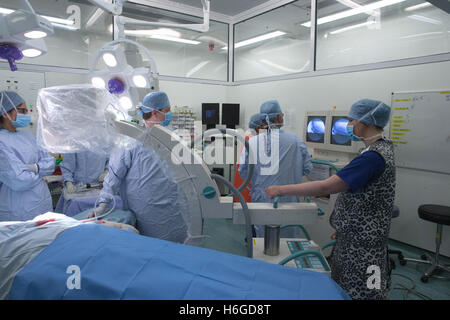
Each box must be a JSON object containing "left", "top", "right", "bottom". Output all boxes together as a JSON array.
[
  {"left": 89, "top": 39, "right": 159, "bottom": 112},
  {"left": 0, "top": 0, "right": 54, "bottom": 71}
]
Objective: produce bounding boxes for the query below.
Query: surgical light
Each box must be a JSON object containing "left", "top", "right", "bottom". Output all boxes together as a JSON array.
[
  {"left": 119, "top": 96, "right": 133, "bottom": 110},
  {"left": 24, "top": 31, "right": 47, "bottom": 39},
  {"left": 132, "top": 75, "right": 147, "bottom": 88},
  {"left": 22, "top": 48, "right": 42, "bottom": 57},
  {"left": 91, "top": 77, "right": 106, "bottom": 89},
  {"left": 102, "top": 53, "right": 118, "bottom": 67}
]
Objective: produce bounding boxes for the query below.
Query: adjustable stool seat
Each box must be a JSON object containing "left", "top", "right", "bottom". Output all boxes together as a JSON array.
[{"left": 403, "top": 204, "right": 450, "bottom": 283}]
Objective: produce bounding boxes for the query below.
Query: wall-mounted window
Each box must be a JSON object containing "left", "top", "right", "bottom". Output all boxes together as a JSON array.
[
  {"left": 233, "top": 0, "right": 311, "bottom": 81},
  {"left": 0, "top": 0, "right": 113, "bottom": 69},
  {"left": 121, "top": 2, "right": 228, "bottom": 81},
  {"left": 316, "top": 0, "right": 450, "bottom": 70}
]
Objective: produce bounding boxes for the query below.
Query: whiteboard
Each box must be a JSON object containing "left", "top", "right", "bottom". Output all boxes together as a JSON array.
[{"left": 389, "top": 90, "right": 450, "bottom": 175}]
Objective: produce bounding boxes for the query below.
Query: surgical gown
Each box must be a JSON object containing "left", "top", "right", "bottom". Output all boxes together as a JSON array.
[
  {"left": 0, "top": 129, "right": 55, "bottom": 221},
  {"left": 60, "top": 151, "right": 108, "bottom": 185},
  {"left": 239, "top": 130, "right": 312, "bottom": 237},
  {"left": 98, "top": 141, "right": 188, "bottom": 243},
  {"left": 55, "top": 151, "right": 109, "bottom": 214}
]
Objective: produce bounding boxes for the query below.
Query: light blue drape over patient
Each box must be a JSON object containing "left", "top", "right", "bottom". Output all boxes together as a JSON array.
[
  {"left": 0, "top": 130, "right": 55, "bottom": 221},
  {"left": 98, "top": 141, "right": 188, "bottom": 243}
]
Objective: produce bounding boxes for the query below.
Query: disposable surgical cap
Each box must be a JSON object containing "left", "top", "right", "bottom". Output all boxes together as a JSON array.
[
  {"left": 249, "top": 113, "right": 263, "bottom": 129},
  {"left": 260, "top": 100, "right": 282, "bottom": 120},
  {"left": 0, "top": 91, "right": 25, "bottom": 116},
  {"left": 140, "top": 91, "right": 170, "bottom": 114},
  {"left": 348, "top": 99, "right": 391, "bottom": 128}
]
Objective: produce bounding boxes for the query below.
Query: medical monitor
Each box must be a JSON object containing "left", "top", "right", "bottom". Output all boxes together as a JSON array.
[
  {"left": 303, "top": 110, "right": 362, "bottom": 154},
  {"left": 202, "top": 103, "right": 219, "bottom": 129},
  {"left": 304, "top": 111, "right": 328, "bottom": 149},
  {"left": 221, "top": 103, "right": 240, "bottom": 129},
  {"left": 330, "top": 116, "right": 351, "bottom": 146}
]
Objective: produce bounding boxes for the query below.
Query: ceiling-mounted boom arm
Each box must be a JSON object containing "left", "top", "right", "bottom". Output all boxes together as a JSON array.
[
  {"left": 87, "top": 0, "right": 126, "bottom": 16},
  {"left": 116, "top": 0, "right": 210, "bottom": 35}
]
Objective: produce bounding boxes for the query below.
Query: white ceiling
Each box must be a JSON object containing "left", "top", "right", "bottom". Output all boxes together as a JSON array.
[{"left": 170, "top": 0, "right": 273, "bottom": 17}]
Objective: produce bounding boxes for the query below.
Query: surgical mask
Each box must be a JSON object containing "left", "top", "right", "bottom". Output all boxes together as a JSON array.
[
  {"left": 13, "top": 114, "right": 31, "bottom": 128},
  {"left": 160, "top": 111, "right": 172, "bottom": 127},
  {"left": 346, "top": 124, "right": 382, "bottom": 142},
  {"left": 143, "top": 109, "right": 172, "bottom": 127},
  {"left": 346, "top": 125, "right": 361, "bottom": 141}
]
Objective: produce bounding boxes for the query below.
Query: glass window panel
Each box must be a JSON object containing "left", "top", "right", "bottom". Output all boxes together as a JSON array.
[
  {"left": 316, "top": 0, "right": 450, "bottom": 69},
  {"left": 0, "top": 0, "right": 113, "bottom": 69},
  {"left": 121, "top": 3, "right": 228, "bottom": 81},
  {"left": 234, "top": 0, "right": 311, "bottom": 81}
]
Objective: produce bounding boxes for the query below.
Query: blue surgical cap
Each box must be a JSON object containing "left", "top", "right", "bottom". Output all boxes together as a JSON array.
[
  {"left": 140, "top": 91, "right": 170, "bottom": 114},
  {"left": 348, "top": 99, "right": 391, "bottom": 128},
  {"left": 249, "top": 113, "right": 263, "bottom": 129},
  {"left": 0, "top": 91, "right": 25, "bottom": 116},
  {"left": 260, "top": 100, "right": 282, "bottom": 120}
]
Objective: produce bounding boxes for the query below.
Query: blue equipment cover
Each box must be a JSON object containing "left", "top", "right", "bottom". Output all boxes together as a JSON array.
[{"left": 10, "top": 224, "right": 349, "bottom": 300}]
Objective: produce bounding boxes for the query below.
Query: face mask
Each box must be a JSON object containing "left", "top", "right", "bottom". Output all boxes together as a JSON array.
[
  {"left": 346, "top": 125, "right": 362, "bottom": 141},
  {"left": 347, "top": 124, "right": 382, "bottom": 142},
  {"left": 160, "top": 111, "right": 172, "bottom": 127},
  {"left": 143, "top": 109, "right": 172, "bottom": 127},
  {"left": 13, "top": 114, "right": 31, "bottom": 128}
]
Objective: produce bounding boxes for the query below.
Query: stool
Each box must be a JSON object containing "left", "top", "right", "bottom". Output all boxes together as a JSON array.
[{"left": 402, "top": 204, "right": 450, "bottom": 283}]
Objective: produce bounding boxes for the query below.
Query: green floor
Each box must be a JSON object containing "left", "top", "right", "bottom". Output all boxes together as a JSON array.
[
  {"left": 388, "top": 239, "right": 450, "bottom": 300},
  {"left": 199, "top": 219, "right": 450, "bottom": 300}
]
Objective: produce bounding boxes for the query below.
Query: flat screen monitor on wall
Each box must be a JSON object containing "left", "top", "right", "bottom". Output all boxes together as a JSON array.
[
  {"left": 202, "top": 103, "right": 220, "bottom": 129},
  {"left": 221, "top": 103, "right": 240, "bottom": 129},
  {"left": 306, "top": 116, "right": 326, "bottom": 144},
  {"left": 330, "top": 116, "right": 351, "bottom": 146}
]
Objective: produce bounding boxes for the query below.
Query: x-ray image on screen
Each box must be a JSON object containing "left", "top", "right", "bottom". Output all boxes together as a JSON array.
[
  {"left": 331, "top": 116, "right": 351, "bottom": 146},
  {"left": 306, "top": 116, "right": 326, "bottom": 143}
]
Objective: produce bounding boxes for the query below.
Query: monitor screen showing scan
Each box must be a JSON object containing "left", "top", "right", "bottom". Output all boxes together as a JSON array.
[
  {"left": 202, "top": 103, "right": 220, "bottom": 125},
  {"left": 306, "top": 116, "right": 326, "bottom": 143},
  {"left": 330, "top": 116, "right": 351, "bottom": 146}
]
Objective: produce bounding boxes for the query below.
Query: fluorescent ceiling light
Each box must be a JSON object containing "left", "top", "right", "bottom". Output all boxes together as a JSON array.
[
  {"left": 86, "top": 8, "right": 104, "bottom": 29},
  {"left": 223, "top": 31, "right": 286, "bottom": 50},
  {"left": 404, "top": 2, "right": 432, "bottom": 11},
  {"left": 330, "top": 20, "right": 376, "bottom": 34},
  {"left": 408, "top": 14, "right": 441, "bottom": 25},
  {"left": 0, "top": 7, "right": 74, "bottom": 27},
  {"left": 260, "top": 59, "right": 309, "bottom": 73},
  {"left": 0, "top": 7, "right": 14, "bottom": 14},
  {"left": 150, "top": 34, "right": 200, "bottom": 45},
  {"left": 186, "top": 61, "right": 210, "bottom": 77},
  {"left": 42, "top": 15, "right": 74, "bottom": 26},
  {"left": 400, "top": 31, "right": 447, "bottom": 39},
  {"left": 302, "top": 0, "right": 407, "bottom": 27}
]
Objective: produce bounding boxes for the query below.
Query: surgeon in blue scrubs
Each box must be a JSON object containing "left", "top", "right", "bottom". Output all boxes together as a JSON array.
[
  {"left": 239, "top": 100, "right": 312, "bottom": 238},
  {"left": 265, "top": 99, "right": 395, "bottom": 300},
  {"left": 0, "top": 91, "right": 55, "bottom": 221},
  {"left": 89, "top": 91, "right": 188, "bottom": 243},
  {"left": 55, "top": 151, "right": 109, "bottom": 214}
]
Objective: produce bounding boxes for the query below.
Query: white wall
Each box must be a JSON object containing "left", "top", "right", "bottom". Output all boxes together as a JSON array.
[{"left": 226, "top": 60, "right": 450, "bottom": 257}]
